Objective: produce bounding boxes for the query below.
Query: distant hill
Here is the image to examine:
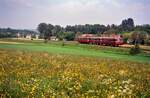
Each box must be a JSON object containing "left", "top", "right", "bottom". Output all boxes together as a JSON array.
[{"left": 0, "top": 28, "right": 38, "bottom": 38}]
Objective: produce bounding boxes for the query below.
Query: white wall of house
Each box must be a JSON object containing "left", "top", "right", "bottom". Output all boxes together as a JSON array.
[{"left": 26, "top": 34, "right": 31, "bottom": 39}]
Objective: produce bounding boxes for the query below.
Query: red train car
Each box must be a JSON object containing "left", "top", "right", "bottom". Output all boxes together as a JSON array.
[{"left": 77, "top": 34, "right": 124, "bottom": 46}]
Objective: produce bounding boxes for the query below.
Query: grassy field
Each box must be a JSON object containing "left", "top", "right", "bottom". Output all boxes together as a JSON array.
[
  {"left": 0, "top": 39, "right": 150, "bottom": 63},
  {"left": 0, "top": 39, "right": 150, "bottom": 97},
  {"left": 0, "top": 49, "right": 150, "bottom": 97}
]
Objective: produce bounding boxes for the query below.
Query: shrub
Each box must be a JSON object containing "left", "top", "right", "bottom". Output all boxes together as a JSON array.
[
  {"left": 129, "top": 44, "right": 141, "bottom": 55},
  {"left": 145, "top": 39, "right": 150, "bottom": 46},
  {"left": 64, "top": 32, "right": 75, "bottom": 41}
]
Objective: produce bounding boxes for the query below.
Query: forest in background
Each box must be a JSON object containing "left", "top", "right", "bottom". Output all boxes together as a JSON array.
[{"left": 0, "top": 18, "right": 150, "bottom": 45}]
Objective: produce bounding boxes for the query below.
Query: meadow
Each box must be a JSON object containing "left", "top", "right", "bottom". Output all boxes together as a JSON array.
[
  {"left": 0, "top": 39, "right": 150, "bottom": 63},
  {"left": 0, "top": 39, "right": 150, "bottom": 97}
]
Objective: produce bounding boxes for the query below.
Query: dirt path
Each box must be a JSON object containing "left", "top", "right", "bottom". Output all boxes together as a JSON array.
[
  {"left": 120, "top": 44, "right": 150, "bottom": 51},
  {"left": 0, "top": 41, "right": 24, "bottom": 44}
]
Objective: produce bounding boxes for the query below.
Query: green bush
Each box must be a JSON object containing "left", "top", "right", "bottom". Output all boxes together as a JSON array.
[
  {"left": 145, "top": 39, "right": 150, "bottom": 46},
  {"left": 56, "top": 32, "right": 75, "bottom": 41},
  {"left": 129, "top": 44, "right": 141, "bottom": 55},
  {"left": 56, "top": 32, "right": 64, "bottom": 40},
  {"left": 64, "top": 32, "right": 75, "bottom": 41}
]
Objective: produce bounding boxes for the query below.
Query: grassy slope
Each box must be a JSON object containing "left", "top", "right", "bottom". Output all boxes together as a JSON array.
[{"left": 0, "top": 40, "right": 150, "bottom": 63}]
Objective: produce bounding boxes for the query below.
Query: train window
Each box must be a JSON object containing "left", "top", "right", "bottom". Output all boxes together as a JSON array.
[
  {"left": 113, "top": 39, "right": 117, "bottom": 41},
  {"left": 111, "top": 39, "right": 117, "bottom": 41}
]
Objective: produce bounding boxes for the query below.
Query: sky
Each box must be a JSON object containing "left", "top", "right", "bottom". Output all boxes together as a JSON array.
[{"left": 0, "top": 0, "right": 150, "bottom": 29}]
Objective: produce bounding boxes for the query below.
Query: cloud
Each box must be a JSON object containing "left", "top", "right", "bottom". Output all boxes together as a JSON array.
[{"left": 0, "top": 0, "right": 149, "bottom": 29}]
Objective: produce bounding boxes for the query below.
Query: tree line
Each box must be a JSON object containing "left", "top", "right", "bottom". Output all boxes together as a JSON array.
[
  {"left": 37, "top": 18, "right": 150, "bottom": 45},
  {"left": 0, "top": 28, "right": 37, "bottom": 38},
  {"left": 0, "top": 18, "right": 149, "bottom": 45}
]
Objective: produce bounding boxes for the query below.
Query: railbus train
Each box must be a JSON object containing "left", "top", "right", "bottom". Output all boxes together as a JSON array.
[{"left": 77, "top": 34, "right": 124, "bottom": 47}]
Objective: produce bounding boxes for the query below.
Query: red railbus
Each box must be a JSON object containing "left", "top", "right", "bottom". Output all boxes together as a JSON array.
[{"left": 77, "top": 34, "right": 124, "bottom": 46}]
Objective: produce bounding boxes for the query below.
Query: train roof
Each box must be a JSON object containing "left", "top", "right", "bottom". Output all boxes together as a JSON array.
[{"left": 78, "top": 36, "right": 118, "bottom": 39}]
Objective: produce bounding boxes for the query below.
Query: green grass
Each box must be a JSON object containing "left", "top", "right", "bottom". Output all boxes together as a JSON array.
[
  {"left": 0, "top": 40, "right": 150, "bottom": 63},
  {"left": 0, "top": 49, "right": 149, "bottom": 97},
  {"left": 0, "top": 40, "right": 150, "bottom": 97}
]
